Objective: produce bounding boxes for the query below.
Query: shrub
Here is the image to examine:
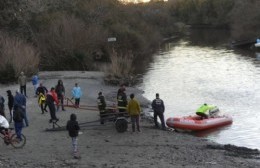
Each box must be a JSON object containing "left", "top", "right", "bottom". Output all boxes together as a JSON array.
[
  {"left": 0, "top": 32, "right": 40, "bottom": 83},
  {"left": 100, "top": 49, "right": 134, "bottom": 79}
]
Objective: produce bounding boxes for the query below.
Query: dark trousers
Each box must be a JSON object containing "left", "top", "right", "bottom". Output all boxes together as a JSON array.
[
  {"left": 22, "top": 108, "right": 29, "bottom": 127},
  {"left": 196, "top": 112, "right": 208, "bottom": 119},
  {"left": 131, "top": 115, "right": 140, "bottom": 132},
  {"left": 8, "top": 105, "right": 13, "bottom": 122},
  {"left": 14, "top": 122, "right": 23, "bottom": 140},
  {"left": 20, "top": 85, "right": 27, "bottom": 96},
  {"left": 47, "top": 102, "right": 58, "bottom": 121},
  {"left": 57, "top": 96, "right": 65, "bottom": 110},
  {"left": 154, "top": 112, "right": 166, "bottom": 129},
  {"left": 75, "top": 98, "right": 80, "bottom": 107}
]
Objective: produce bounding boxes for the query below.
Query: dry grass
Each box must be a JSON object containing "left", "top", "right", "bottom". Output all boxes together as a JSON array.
[
  {"left": 100, "top": 49, "right": 134, "bottom": 79},
  {"left": 0, "top": 32, "right": 40, "bottom": 79}
]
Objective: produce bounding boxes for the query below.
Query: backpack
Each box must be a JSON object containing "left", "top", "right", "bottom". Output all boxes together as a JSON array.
[{"left": 13, "top": 107, "right": 24, "bottom": 122}]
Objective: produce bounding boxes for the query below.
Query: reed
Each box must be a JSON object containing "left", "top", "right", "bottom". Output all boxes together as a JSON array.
[
  {"left": 100, "top": 49, "right": 134, "bottom": 80},
  {"left": 0, "top": 32, "right": 40, "bottom": 82}
]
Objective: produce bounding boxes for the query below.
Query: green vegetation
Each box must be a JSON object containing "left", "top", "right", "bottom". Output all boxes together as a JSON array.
[{"left": 0, "top": 0, "right": 259, "bottom": 83}]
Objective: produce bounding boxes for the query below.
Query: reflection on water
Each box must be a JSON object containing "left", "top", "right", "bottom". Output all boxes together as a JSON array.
[{"left": 137, "top": 32, "right": 260, "bottom": 149}]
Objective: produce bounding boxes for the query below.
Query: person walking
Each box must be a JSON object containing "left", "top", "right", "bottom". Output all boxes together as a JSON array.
[
  {"left": 97, "top": 92, "right": 107, "bottom": 124},
  {"left": 117, "top": 87, "right": 127, "bottom": 114},
  {"left": 151, "top": 93, "right": 166, "bottom": 130},
  {"left": 13, "top": 105, "right": 24, "bottom": 141},
  {"left": 6, "top": 90, "right": 14, "bottom": 123},
  {"left": 32, "top": 75, "right": 39, "bottom": 97},
  {"left": 36, "top": 83, "right": 48, "bottom": 114},
  {"left": 127, "top": 93, "right": 141, "bottom": 133},
  {"left": 0, "top": 95, "right": 5, "bottom": 117},
  {"left": 66, "top": 113, "right": 81, "bottom": 159},
  {"left": 71, "top": 83, "right": 82, "bottom": 108},
  {"left": 46, "top": 87, "right": 59, "bottom": 123},
  {"left": 18, "top": 72, "right": 27, "bottom": 97},
  {"left": 14, "top": 90, "right": 28, "bottom": 127},
  {"left": 55, "top": 80, "right": 65, "bottom": 111}
]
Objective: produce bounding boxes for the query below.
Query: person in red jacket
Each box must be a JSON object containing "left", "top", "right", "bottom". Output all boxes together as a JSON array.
[{"left": 46, "top": 87, "right": 59, "bottom": 123}]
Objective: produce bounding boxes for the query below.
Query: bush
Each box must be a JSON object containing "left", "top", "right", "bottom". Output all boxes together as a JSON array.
[
  {"left": 0, "top": 32, "right": 40, "bottom": 83},
  {"left": 100, "top": 49, "right": 134, "bottom": 80}
]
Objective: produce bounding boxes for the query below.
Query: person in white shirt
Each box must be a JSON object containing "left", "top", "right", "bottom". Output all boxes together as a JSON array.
[{"left": 0, "top": 115, "right": 9, "bottom": 135}]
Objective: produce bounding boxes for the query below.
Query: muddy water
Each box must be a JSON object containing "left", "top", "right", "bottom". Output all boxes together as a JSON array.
[{"left": 137, "top": 30, "right": 260, "bottom": 149}]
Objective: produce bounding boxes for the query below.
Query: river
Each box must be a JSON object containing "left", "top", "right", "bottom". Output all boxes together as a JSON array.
[{"left": 137, "top": 29, "right": 260, "bottom": 150}]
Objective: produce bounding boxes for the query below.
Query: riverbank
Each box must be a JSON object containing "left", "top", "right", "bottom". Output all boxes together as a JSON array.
[{"left": 0, "top": 71, "right": 259, "bottom": 168}]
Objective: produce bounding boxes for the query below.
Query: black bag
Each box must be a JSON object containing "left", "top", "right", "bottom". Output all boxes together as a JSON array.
[{"left": 13, "top": 107, "right": 24, "bottom": 122}]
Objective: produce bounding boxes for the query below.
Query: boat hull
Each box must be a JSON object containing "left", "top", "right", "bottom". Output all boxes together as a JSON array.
[{"left": 166, "top": 115, "right": 233, "bottom": 131}]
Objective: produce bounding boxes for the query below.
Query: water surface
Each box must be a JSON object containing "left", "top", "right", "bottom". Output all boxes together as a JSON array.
[{"left": 137, "top": 31, "right": 260, "bottom": 149}]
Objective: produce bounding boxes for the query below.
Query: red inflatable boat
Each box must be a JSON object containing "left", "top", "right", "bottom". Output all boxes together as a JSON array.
[{"left": 166, "top": 115, "right": 233, "bottom": 131}]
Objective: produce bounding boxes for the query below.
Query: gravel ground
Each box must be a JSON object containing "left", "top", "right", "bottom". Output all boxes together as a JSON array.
[{"left": 0, "top": 71, "right": 259, "bottom": 168}]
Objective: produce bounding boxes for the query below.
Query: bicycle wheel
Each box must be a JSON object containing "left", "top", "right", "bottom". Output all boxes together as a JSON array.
[{"left": 10, "top": 133, "right": 26, "bottom": 148}]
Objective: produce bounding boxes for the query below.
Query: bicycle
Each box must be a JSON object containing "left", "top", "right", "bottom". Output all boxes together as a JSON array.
[{"left": 0, "top": 128, "right": 26, "bottom": 148}]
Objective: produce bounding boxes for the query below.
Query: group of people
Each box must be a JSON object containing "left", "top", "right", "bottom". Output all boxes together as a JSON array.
[
  {"left": 0, "top": 89, "right": 27, "bottom": 142},
  {"left": 36, "top": 79, "right": 83, "bottom": 123},
  {"left": 1, "top": 71, "right": 219, "bottom": 160},
  {"left": 97, "top": 84, "right": 167, "bottom": 132}
]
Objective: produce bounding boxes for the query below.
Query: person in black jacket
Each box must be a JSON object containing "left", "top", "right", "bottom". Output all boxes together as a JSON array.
[
  {"left": 0, "top": 95, "right": 5, "bottom": 117},
  {"left": 55, "top": 80, "right": 65, "bottom": 111},
  {"left": 151, "top": 93, "right": 166, "bottom": 130},
  {"left": 117, "top": 88, "right": 127, "bottom": 114},
  {"left": 6, "top": 90, "right": 14, "bottom": 123},
  {"left": 13, "top": 105, "right": 25, "bottom": 141},
  {"left": 66, "top": 113, "right": 80, "bottom": 159},
  {"left": 97, "top": 92, "right": 107, "bottom": 124}
]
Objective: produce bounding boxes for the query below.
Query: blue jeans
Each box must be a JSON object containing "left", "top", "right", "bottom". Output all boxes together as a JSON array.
[
  {"left": 22, "top": 108, "right": 29, "bottom": 126},
  {"left": 14, "top": 122, "right": 23, "bottom": 140}
]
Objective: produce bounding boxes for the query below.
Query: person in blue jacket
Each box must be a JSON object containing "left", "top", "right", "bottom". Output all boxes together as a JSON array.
[
  {"left": 14, "top": 90, "right": 28, "bottom": 127},
  {"left": 32, "top": 75, "right": 39, "bottom": 97},
  {"left": 71, "top": 83, "right": 82, "bottom": 108}
]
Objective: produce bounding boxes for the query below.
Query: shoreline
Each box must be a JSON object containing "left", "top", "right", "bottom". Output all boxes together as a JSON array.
[{"left": 0, "top": 71, "right": 259, "bottom": 167}]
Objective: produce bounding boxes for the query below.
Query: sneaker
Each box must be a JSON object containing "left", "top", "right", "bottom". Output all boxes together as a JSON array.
[
  {"left": 73, "top": 156, "right": 81, "bottom": 159},
  {"left": 62, "top": 109, "right": 66, "bottom": 111}
]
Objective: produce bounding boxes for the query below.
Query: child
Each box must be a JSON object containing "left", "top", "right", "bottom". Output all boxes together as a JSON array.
[
  {"left": 71, "top": 83, "right": 82, "bottom": 108},
  {"left": 66, "top": 113, "right": 80, "bottom": 159}
]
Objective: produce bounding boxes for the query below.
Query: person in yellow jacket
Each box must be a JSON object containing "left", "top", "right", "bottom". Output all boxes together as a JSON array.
[
  {"left": 127, "top": 93, "right": 141, "bottom": 132},
  {"left": 196, "top": 103, "right": 218, "bottom": 119}
]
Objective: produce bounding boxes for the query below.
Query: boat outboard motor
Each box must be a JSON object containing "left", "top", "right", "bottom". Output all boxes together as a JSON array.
[{"left": 209, "top": 107, "right": 220, "bottom": 117}]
